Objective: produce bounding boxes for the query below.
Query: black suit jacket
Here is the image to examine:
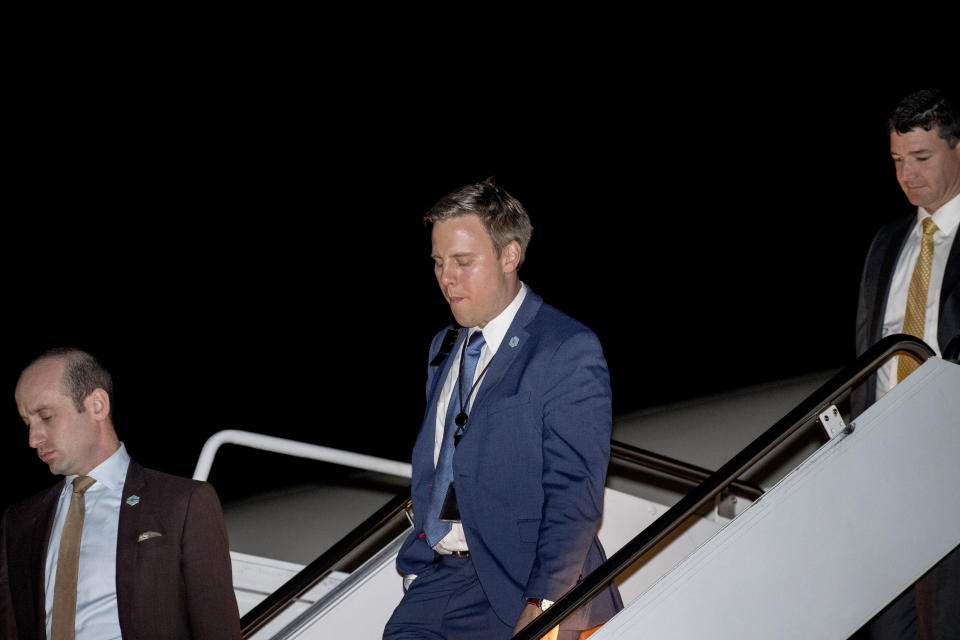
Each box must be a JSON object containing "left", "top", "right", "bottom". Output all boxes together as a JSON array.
[
  {"left": 0, "top": 461, "right": 240, "bottom": 640},
  {"left": 852, "top": 213, "right": 960, "bottom": 415}
]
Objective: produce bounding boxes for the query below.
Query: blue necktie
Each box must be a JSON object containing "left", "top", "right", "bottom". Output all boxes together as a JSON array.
[{"left": 424, "top": 330, "right": 486, "bottom": 547}]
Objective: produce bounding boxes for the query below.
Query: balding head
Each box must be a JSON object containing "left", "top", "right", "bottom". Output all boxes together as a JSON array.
[{"left": 15, "top": 349, "right": 118, "bottom": 476}]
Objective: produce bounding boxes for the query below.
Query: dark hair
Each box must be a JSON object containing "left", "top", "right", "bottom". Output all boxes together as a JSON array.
[
  {"left": 424, "top": 177, "right": 534, "bottom": 267},
  {"left": 887, "top": 88, "right": 960, "bottom": 148},
  {"left": 33, "top": 347, "right": 114, "bottom": 414}
]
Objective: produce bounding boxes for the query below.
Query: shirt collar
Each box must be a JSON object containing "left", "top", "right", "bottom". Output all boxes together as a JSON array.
[
  {"left": 918, "top": 191, "right": 960, "bottom": 238},
  {"left": 64, "top": 442, "right": 131, "bottom": 492},
  {"left": 473, "top": 282, "right": 527, "bottom": 355}
]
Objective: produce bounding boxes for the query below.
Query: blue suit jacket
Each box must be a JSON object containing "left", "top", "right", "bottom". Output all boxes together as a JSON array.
[{"left": 396, "top": 289, "right": 623, "bottom": 629}]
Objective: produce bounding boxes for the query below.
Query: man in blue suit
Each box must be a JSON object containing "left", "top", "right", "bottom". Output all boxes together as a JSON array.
[{"left": 384, "top": 179, "right": 622, "bottom": 640}]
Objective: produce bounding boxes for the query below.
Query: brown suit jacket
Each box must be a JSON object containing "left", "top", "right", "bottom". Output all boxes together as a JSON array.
[{"left": 0, "top": 461, "right": 240, "bottom": 639}]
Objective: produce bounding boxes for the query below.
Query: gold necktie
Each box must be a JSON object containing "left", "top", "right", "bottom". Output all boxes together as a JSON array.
[
  {"left": 51, "top": 475, "right": 96, "bottom": 640},
  {"left": 898, "top": 217, "right": 940, "bottom": 382}
]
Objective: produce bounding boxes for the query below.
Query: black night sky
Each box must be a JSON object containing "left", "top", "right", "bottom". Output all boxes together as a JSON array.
[{"left": 0, "top": 43, "right": 938, "bottom": 516}]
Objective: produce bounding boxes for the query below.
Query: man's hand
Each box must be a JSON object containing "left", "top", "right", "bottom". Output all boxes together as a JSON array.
[{"left": 513, "top": 603, "right": 558, "bottom": 640}]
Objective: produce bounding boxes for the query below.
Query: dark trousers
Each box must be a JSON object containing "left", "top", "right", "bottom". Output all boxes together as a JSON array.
[
  {"left": 384, "top": 555, "right": 514, "bottom": 640},
  {"left": 861, "top": 544, "right": 960, "bottom": 640}
]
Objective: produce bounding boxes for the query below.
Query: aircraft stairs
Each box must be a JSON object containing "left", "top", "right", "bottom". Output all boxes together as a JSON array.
[{"left": 201, "top": 334, "right": 959, "bottom": 639}]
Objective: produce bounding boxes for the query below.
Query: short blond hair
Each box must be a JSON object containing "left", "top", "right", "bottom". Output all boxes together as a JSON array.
[{"left": 424, "top": 177, "right": 533, "bottom": 267}]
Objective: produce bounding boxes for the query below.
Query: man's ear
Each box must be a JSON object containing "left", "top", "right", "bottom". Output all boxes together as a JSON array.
[
  {"left": 501, "top": 240, "right": 522, "bottom": 274},
  {"left": 86, "top": 388, "right": 111, "bottom": 422}
]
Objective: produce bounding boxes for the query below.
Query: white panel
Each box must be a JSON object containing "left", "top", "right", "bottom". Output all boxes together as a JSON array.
[{"left": 594, "top": 358, "right": 960, "bottom": 640}]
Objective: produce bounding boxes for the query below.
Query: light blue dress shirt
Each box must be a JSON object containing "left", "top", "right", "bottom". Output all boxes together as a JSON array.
[{"left": 44, "top": 443, "right": 130, "bottom": 640}]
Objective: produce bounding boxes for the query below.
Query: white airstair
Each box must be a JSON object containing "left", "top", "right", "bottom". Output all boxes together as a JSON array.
[
  {"left": 593, "top": 355, "right": 959, "bottom": 639},
  {"left": 201, "top": 335, "right": 958, "bottom": 640}
]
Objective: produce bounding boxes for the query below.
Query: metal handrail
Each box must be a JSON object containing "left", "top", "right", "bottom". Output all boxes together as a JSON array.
[
  {"left": 192, "top": 429, "right": 412, "bottom": 482},
  {"left": 238, "top": 334, "right": 935, "bottom": 637},
  {"left": 512, "top": 334, "right": 937, "bottom": 640},
  {"left": 610, "top": 441, "right": 764, "bottom": 501},
  {"left": 236, "top": 445, "right": 757, "bottom": 637},
  {"left": 240, "top": 491, "right": 412, "bottom": 638},
  {"left": 235, "top": 443, "right": 762, "bottom": 636}
]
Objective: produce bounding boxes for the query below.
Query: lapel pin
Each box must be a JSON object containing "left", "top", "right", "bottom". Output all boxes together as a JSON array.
[
  {"left": 126, "top": 495, "right": 140, "bottom": 507},
  {"left": 509, "top": 336, "right": 519, "bottom": 348}
]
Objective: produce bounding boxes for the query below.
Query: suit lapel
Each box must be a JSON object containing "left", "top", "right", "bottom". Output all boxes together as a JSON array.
[
  {"left": 115, "top": 461, "right": 145, "bottom": 637},
  {"left": 33, "top": 482, "right": 63, "bottom": 636},
  {"left": 426, "top": 328, "right": 466, "bottom": 411},
  {"left": 870, "top": 217, "right": 913, "bottom": 344},
  {"left": 471, "top": 290, "right": 542, "bottom": 409},
  {"left": 37, "top": 481, "right": 62, "bottom": 548},
  {"left": 940, "top": 232, "right": 959, "bottom": 319},
  {"left": 413, "top": 329, "right": 467, "bottom": 498}
]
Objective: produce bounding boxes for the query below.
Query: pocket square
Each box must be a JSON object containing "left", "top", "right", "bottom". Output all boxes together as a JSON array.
[{"left": 138, "top": 531, "right": 164, "bottom": 542}]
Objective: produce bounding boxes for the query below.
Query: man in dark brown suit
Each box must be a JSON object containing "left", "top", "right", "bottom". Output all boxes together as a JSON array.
[{"left": 0, "top": 348, "right": 240, "bottom": 639}]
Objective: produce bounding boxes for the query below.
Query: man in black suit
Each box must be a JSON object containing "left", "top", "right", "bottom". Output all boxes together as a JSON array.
[
  {"left": 0, "top": 348, "right": 241, "bottom": 639},
  {"left": 853, "top": 89, "right": 959, "bottom": 639},
  {"left": 854, "top": 89, "right": 960, "bottom": 412}
]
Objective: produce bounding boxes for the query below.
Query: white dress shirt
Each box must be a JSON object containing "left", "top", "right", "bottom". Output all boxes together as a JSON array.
[
  {"left": 877, "top": 193, "right": 960, "bottom": 397},
  {"left": 45, "top": 443, "right": 130, "bottom": 640},
  {"left": 433, "top": 283, "right": 528, "bottom": 553}
]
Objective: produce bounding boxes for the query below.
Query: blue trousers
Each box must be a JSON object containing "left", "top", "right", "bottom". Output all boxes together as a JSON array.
[{"left": 383, "top": 555, "right": 514, "bottom": 640}]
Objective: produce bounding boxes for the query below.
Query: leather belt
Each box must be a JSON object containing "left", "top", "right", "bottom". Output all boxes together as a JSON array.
[{"left": 433, "top": 550, "right": 471, "bottom": 562}]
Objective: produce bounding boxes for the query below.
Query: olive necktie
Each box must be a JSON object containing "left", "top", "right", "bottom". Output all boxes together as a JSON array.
[
  {"left": 898, "top": 217, "right": 940, "bottom": 382},
  {"left": 51, "top": 475, "right": 96, "bottom": 640}
]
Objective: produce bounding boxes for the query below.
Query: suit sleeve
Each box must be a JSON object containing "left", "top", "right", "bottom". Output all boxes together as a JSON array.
[
  {"left": 525, "top": 329, "right": 612, "bottom": 601},
  {"left": 181, "top": 482, "right": 241, "bottom": 639},
  {"left": 0, "top": 509, "right": 18, "bottom": 640}
]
